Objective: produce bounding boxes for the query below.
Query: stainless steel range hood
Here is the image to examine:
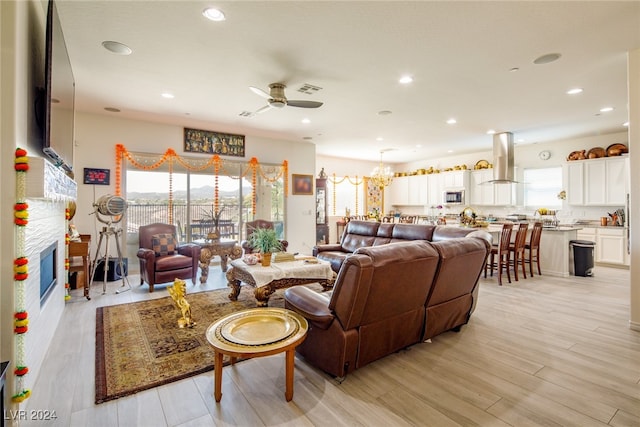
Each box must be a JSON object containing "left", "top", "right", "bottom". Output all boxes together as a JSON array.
[{"left": 488, "top": 131, "right": 518, "bottom": 183}]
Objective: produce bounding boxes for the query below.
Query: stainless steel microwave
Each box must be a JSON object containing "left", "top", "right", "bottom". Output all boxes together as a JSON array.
[{"left": 443, "top": 190, "right": 465, "bottom": 205}]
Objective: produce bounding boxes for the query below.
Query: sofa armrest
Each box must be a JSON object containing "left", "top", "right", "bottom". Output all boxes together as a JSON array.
[
  {"left": 284, "top": 287, "right": 334, "bottom": 330},
  {"left": 137, "top": 248, "right": 155, "bottom": 261},
  {"left": 177, "top": 243, "right": 201, "bottom": 258},
  {"left": 313, "top": 243, "right": 343, "bottom": 256}
]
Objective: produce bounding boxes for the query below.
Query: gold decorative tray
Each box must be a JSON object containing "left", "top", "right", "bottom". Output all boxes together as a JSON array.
[{"left": 219, "top": 309, "right": 299, "bottom": 346}]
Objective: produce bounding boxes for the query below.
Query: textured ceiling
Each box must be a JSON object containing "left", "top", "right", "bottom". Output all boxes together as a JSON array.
[{"left": 55, "top": 1, "right": 640, "bottom": 163}]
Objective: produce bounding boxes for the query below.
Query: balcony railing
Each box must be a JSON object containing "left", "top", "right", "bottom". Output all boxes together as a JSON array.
[{"left": 126, "top": 203, "right": 251, "bottom": 241}]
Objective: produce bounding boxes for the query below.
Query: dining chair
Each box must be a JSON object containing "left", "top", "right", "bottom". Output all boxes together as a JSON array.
[
  {"left": 509, "top": 223, "right": 529, "bottom": 281},
  {"left": 485, "top": 222, "right": 513, "bottom": 286},
  {"left": 525, "top": 222, "right": 543, "bottom": 276}
]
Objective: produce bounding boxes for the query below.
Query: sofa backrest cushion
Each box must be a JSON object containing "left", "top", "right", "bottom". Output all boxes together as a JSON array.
[
  {"left": 329, "top": 241, "right": 440, "bottom": 330},
  {"left": 431, "top": 226, "right": 475, "bottom": 241},
  {"left": 340, "top": 221, "right": 380, "bottom": 252},
  {"left": 427, "top": 238, "right": 490, "bottom": 306},
  {"left": 354, "top": 241, "right": 440, "bottom": 324},
  {"left": 389, "top": 223, "right": 435, "bottom": 242},
  {"left": 344, "top": 241, "right": 440, "bottom": 367}
]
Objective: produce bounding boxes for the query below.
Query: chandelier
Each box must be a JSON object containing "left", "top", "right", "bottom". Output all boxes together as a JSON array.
[{"left": 370, "top": 150, "right": 393, "bottom": 188}]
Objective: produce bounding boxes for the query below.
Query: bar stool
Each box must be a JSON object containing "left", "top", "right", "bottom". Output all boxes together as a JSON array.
[
  {"left": 525, "top": 222, "right": 543, "bottom": 276},
  {"left": 509, "top": 223, "right": 529, "bottom": 281},
  {"left": 485, "top": 222, "right": 513, "bottom": 286}
]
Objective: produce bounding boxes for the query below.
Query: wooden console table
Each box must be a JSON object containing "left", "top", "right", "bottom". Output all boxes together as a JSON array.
[
  {"left": 194, "top": 239, "right": 242, "bottom": 283},
  {"left": 69, "top": 234, "right": 91, "bottom": 300}
]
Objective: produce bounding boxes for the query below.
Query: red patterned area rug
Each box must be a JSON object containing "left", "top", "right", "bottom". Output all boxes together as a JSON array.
[{"left": 95, "top": 286, "right": 290, "bottom": 403}]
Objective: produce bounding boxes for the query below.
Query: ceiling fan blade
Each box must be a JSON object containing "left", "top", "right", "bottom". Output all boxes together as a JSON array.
[
  {"left": 249, "top": 104, "right": 273, "bottom": 117},
  {"left": 249, "top": 86, "right": 271, "bottom": 99},
  {"left": 286, "top": 100, "right": 323, "bottom": 108}
]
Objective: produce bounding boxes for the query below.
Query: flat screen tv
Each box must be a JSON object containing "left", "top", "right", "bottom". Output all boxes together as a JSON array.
[{"left": 43, "top": 0, "right": 75, "bottom": 173}]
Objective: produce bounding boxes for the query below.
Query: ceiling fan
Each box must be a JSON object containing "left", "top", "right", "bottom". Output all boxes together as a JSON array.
[{"left": 248, "top": 83, "right": 323, "bottom": 116}]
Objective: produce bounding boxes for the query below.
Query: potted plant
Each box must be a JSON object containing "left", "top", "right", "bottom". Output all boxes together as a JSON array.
[{"left": 248, "top": 227, "right": 283, "bottom": 266}]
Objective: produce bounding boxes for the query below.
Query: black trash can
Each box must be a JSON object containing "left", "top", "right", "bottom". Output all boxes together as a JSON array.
[{"left": 569, "top": 240, "right": 595, "bottom": 277}]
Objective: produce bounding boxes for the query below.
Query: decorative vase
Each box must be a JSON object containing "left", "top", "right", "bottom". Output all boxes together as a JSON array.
[
  {"left": 206, "top": 227, "right": 220, "bottom": 242},
  {"left": 261, "top": 252, "right": 272, "bottom": 267}
]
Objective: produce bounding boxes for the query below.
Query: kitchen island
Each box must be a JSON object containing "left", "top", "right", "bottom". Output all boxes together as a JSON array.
[{"left": 486, "top": 224, "right": 581, "bottom": 277}]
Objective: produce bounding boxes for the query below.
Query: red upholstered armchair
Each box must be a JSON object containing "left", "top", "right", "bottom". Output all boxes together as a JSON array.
[
  {"left": 241, "top": 219, "right": 289, "bottom": 254},
  {"left": 137, "top": 223, "right": 201, "bottom": 292}
]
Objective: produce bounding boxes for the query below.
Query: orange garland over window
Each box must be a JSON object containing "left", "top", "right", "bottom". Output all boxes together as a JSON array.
[
  {"left": 114, "top": 145, "right": 288, "bottom": 219},
  {"left": 328, "top": 173, "right": 362, "bottom": 215}
]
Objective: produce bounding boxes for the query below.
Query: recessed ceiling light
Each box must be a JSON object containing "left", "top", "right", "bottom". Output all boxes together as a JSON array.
[
  {"left": 567, "top": 88, "right": 583, "bottom": 95},
  {"left": 600, "top": 106, "right": 614, "bottom": 113},
  {"left": 161, "top": 93, "right": 175, "bottom": 99},
  {"left": 446, "top": 118, "right": 457, "bottom": 124},
  {"left": 303, "top": 136, "right": 313, "bottom": 140},
  {"left": 104, "top": 107, "right": 120, "bottom": 113},
  {"left": 415, "top": 144, "right": 422, "bottom": 148},
  {"left": 623, "top": 121, "right": 629, "bottom": 127},
  {"left": 399, "top": 75, "right": 413, "bottom": 84},
  {"left": 101, "top": 41, "right": 132, "bottom": 55},
  {"left": 509, "top": 67, "right": 520, "bottom": 72},
  {"left": 378, "top": 110, "right": 392, "bottom": 116},
  {"left": 376, "top": 137, "right": 384, "bottom": 141},
  {"left": 202, "top": 7, "right": 226, "bottom": 21},
  {"left": 447, "top": 150, "right": 454, "bottom": 153},
  {"left": 301, "top": 118, "right": 310, "bottom": 124},
  {"left": 533, "top": 53, "right": 561, "bottom": 65},
  {"left": 487, "top": 129, "right": 496, "bottom": 135}
]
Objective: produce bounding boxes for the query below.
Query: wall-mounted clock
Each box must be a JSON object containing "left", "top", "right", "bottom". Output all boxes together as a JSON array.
[{"left": 539, "top": 150, "right": 551, "bottom": 161}]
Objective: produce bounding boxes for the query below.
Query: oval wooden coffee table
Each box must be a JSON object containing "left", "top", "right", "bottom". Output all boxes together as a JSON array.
[{"left": 205, "top": 308, "right": 308, "bottom": 402}]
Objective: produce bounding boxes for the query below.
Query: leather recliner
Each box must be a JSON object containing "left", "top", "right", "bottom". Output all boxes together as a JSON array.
[
  {"left": 284, "top": 241, "right": 441, "bottom": 378},
  {"left": 137, "top": 223, "right": 201, "bottom": 292}
]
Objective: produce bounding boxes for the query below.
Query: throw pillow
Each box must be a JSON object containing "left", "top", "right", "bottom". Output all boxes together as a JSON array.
[{"left": 152, "top": 233, "right": 176, "bottom": 256}]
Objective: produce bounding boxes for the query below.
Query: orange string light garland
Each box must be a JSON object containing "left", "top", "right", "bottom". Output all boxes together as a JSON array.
[{"left": 115, "top": 145, "right": 289, "bottom": 219}]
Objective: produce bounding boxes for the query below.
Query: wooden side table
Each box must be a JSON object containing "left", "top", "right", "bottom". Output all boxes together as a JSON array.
[
  {"left": 194, "top": 239, "right": 242, "bottom": 283},
  {"left": 206, "top": 308, "right": 308, "bottom": 402}
]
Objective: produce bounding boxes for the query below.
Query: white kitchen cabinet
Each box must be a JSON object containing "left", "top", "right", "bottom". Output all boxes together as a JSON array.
[
  {"left": 388, "top": 176, "right": 409, "bottom": 206},
  {"left": 584, "top": 161, "right": 606, "bottom": 205},
  {"left": 596, "top": 227, "right": 628, "bottom": 266},
  {"left": 470, "top": 170, "right": 514, "bottom": 205},
  {"left": 427, "top": 173, "right": 442, "bottom": 206},
  {"left": 604, "top": 157, "right": 628, "bottom": 205},
  {"left": 388, "top": 175, "right": 428, "bottom": 206},
  {"left": 408, "top": 174, "right": 428, "bottom": 205},
  {"left": 470, "top": 170, "right": 492, "bottom": 205},
  {"left": 576, "top": 226, "right": 628, "bottom": 266},
  {"left": 566, "top": 162, "right": 584, "bottom": 205},
  {"left": 442, "top": 170, "right": 469, "bottom": 189},
  {"left": 565, "top": 157, "right": 628, "bottom": 206}
]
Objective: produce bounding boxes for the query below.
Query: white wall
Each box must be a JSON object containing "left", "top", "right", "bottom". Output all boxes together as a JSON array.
[{"left": 628, "top": 49, "right": 639, "bottom": 331}]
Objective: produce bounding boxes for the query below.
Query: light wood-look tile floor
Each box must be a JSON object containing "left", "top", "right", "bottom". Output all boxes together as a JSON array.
[{"left": 22, "top": 264, "right": 640, "bottom": 426}]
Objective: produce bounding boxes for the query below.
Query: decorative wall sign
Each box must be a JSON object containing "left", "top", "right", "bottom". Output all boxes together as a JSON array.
[
  {"left": 292, "top": 174, "right": 313, "bottom": 195},
  {"left": 83, "top": 168, "right": 110, "bottom": 185},
  {"left": 184, "top": 128, "right": 245, "bottom": 157}
]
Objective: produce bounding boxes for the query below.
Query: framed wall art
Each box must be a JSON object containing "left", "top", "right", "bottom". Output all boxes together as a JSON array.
[
  {"left": 183, "top": 127, "right": 245, "bottom": 157},
  {"left": 292, "top": 174, "right": 314, "bottom": 195}
]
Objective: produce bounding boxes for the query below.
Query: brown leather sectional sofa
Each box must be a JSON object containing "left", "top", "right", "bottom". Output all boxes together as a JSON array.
[
  {"left": 285, "top": 223, "right": 491, "bottom": 378},
  {"left": 314, "top": 220, "right": 490, "bottom": 272}
]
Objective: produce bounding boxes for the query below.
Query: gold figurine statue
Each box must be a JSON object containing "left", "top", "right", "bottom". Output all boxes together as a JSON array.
[{"left": 168, "top": 278, "right": 196, "bottom": 328}]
